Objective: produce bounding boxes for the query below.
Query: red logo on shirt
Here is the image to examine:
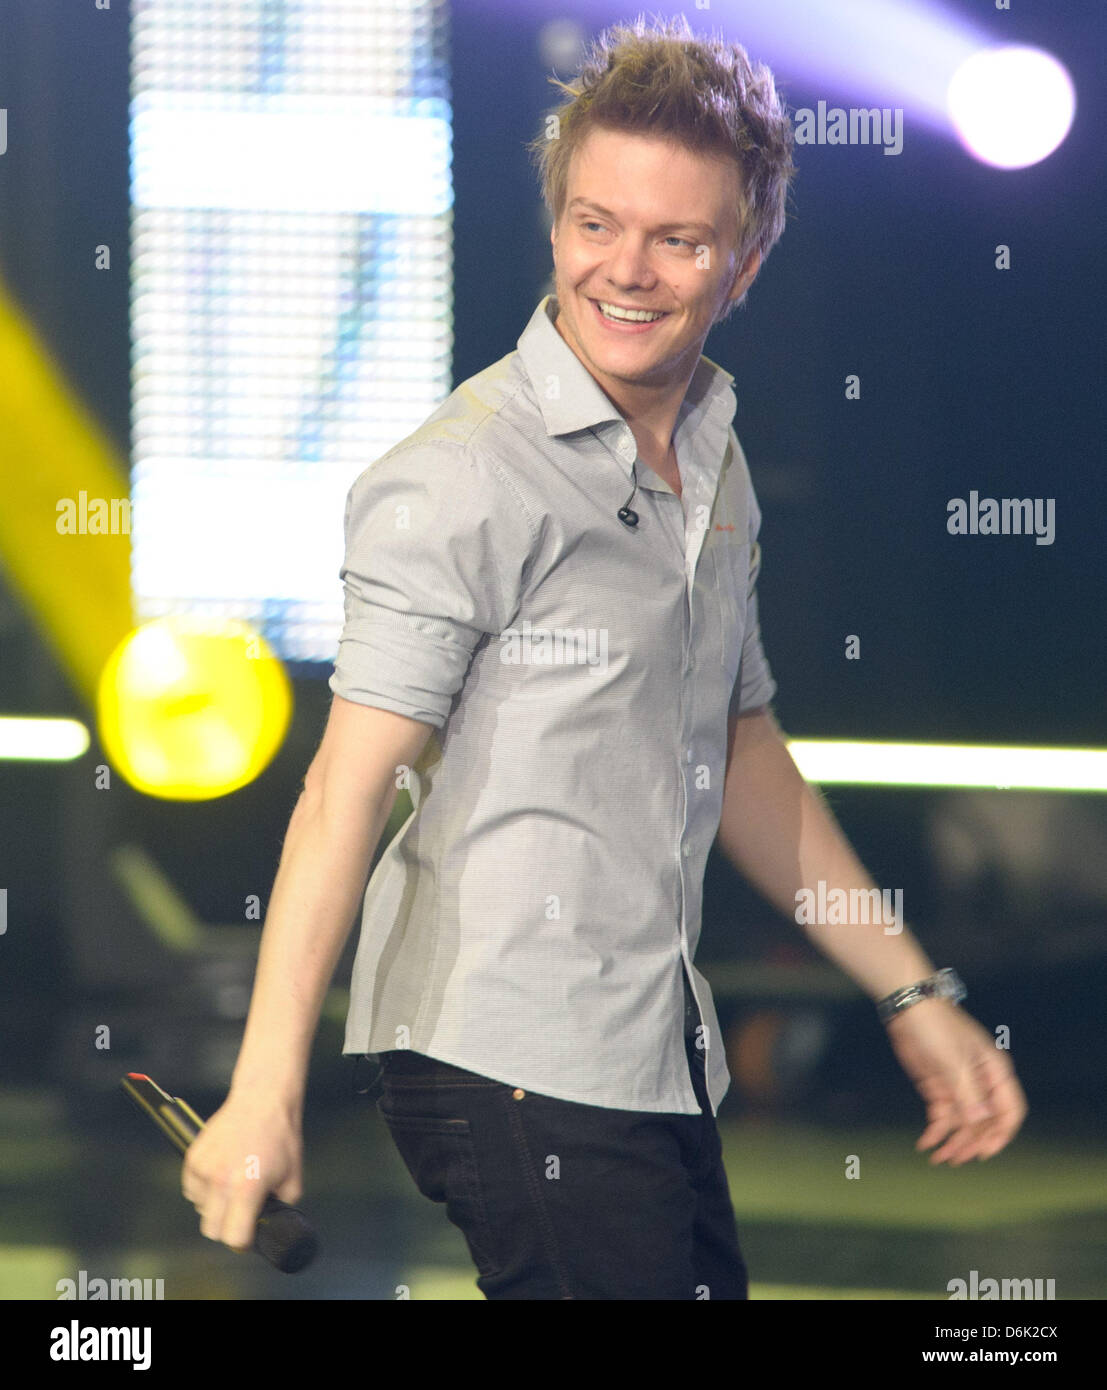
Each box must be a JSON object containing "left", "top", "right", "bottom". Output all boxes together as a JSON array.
[{"left": 714, "top": 523, "right": 735, "bottom": 531}]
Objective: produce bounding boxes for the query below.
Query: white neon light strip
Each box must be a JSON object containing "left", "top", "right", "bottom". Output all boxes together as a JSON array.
[
  {"left": 0, "top": 718, "right": 91, "bottom": 761},
  {"left": 788, "top": 741, "right": 1107, "bottom": 793},
  {"left": 2, "top": 722, "right": 1102, "bottom": 790}
]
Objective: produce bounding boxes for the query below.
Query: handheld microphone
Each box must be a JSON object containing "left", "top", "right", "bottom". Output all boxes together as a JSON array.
[
  {"left": 617, "top": 460, "right": 639, "bottom": 528},
  {"left": 121, "top": 1072, "right": 319, "bottom": 1274}
]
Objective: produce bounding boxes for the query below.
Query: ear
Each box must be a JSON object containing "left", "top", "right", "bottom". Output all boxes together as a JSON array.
[{"left": 727, "top": 243, "right": 761, "bottom": 306}]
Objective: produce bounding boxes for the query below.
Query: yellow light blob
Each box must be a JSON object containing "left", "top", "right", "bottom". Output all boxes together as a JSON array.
[{"left": 97, "top": 616, "right": 292, "bottom": 799}]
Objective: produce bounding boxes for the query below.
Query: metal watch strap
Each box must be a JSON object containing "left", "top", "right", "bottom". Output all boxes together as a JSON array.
[{"left": 876, "top": 967, "right": 966, "bottom": 1024}]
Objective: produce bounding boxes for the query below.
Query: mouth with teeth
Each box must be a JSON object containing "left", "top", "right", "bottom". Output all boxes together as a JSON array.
[{"left": 590, "top": 298, "right": 670, "bottom": 332}]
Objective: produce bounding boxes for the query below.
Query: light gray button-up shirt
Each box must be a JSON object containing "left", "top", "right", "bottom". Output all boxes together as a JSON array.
[{"left": 329, "top": 294, "right": 776, "bottom": 1115}]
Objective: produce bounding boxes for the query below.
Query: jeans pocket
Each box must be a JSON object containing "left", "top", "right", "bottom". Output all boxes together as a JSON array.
[{"left": 377, "top": 1103, "right": 502, "bottom": 1278}]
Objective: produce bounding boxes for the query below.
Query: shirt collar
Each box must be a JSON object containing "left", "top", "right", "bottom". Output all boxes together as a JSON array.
[{"left": 516, "top": 293, "right": 738, "bottom": 444}]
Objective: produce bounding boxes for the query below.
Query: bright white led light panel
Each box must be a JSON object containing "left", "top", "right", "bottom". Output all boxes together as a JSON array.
[{"left": 129, "top": 0, "right": 453, "bottom": 663}]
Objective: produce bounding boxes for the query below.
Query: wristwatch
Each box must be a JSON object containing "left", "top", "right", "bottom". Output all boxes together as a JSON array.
[{"left": 876, "top": 967, "right": 966, "bottom": 1024}]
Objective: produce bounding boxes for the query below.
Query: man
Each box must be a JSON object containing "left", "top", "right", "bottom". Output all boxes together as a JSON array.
[{"left": 183, "top": 17, "right": 1026, "bottom": 1299}]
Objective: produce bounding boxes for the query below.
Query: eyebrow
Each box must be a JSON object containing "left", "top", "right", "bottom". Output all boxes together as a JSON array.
[{"left": 567, "top": 198, "right": 715, "bottom": 238}]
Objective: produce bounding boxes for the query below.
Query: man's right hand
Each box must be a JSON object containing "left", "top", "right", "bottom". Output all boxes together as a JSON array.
[{"left": 180, "top": 1092, "right": 304, "bottom": 1253}]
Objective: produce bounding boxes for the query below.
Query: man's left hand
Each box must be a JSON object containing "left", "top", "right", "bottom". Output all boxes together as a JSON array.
[{"left": 883, "top": 998, "right": 1028, "bottom": 1165}]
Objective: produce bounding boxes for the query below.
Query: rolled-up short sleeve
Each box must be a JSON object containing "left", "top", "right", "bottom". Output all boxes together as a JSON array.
[
  {"left": 729, "top": 480, "right": 777, "bottom": 718},
  {"left": 329, "top": 441, "right": 535, "bottom": 729}
]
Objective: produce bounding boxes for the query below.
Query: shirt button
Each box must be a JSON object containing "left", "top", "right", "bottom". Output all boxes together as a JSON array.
[{"left": 512, "top": 1087, "right": 526, "bottom": 1100}]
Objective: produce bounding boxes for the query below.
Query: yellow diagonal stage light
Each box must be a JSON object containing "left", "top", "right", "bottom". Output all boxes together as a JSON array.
[{"left": 0, "top": 283, "right": 133, "bottom": 707}]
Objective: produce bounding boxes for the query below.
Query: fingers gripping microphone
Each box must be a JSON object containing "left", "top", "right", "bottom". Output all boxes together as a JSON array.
[
  {"left": 121, "top": 1073, "right": 319, "bottom": 1274},
  {"left": 617, "top": 460, "right": 639, "bottom": 528}
]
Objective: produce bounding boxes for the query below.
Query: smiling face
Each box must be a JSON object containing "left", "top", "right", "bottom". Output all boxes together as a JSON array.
[{"left": 550, "top": 126, "right": 761, "bottom": 397}]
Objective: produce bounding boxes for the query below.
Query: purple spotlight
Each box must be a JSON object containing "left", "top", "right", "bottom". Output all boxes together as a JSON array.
[{"left": 947, "top": 46, "right": 1076, "bottom": 170}]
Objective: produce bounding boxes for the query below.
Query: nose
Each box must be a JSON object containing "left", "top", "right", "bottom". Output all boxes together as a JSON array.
[{"left": 602, "top": 235, "right": 659, "bottom": 291}]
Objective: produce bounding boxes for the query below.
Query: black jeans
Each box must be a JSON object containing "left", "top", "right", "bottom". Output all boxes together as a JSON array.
[{"left": 374, "top": 975, "right": 749, "bottom": 1299}]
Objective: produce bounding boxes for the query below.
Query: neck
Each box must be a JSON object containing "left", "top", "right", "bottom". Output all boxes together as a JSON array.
[{"left": 606, "top": 385, "right": 684, "bottom": 464}]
